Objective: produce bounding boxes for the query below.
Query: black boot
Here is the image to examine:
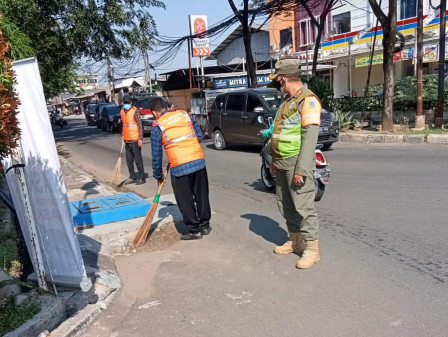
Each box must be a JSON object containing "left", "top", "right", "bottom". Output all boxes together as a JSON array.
[
  {"left": 180, "top": 232, "right": 203, "bottom": 240},
  {"left": 201, "top": 226, "right": 212, "bottom": 235},
  {"left": 124, "top": 177, "right": 136, "bottom": 185}
]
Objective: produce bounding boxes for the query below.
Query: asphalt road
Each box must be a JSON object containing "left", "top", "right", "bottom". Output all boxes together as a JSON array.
[{"left": 54, "top": 116, "right": 448, "bottom": 337}]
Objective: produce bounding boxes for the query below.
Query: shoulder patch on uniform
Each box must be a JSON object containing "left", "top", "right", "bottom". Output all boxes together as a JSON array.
[{"left": 309, "top": 100, "right": 316, "bottom": 108}]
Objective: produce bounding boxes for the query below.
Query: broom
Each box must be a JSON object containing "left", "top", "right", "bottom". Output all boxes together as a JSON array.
[
  {"left": 112, "top": 141, "right": 125, "bottom": 184},
  {"left": 132, "top": 164, "right": 170, "bottom": 247}
]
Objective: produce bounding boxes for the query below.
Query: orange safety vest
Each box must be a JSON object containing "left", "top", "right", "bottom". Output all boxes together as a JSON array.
[
  {"left": 121, "top": 107, "right": 139, "bottom": 141},
  {"left": 153, "top": 110, "right": 204, "bottom": 168}
]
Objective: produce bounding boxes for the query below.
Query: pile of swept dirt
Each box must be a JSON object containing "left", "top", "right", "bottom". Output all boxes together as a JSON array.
[{"left": 138, "top": 222, "right": 184, "bottom": 253}]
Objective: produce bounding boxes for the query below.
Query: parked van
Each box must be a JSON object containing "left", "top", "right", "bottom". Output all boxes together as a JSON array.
[{"left": 207, "top": 88, "right": 339, "bottom": 150}]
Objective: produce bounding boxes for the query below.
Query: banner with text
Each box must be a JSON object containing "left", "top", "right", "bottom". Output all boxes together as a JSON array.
[
  {"left": 355, "top": 52, "right": 402, "bottom": 67},
  {"left": 213, "top": 75, "right": 271, "bottom": 89}
]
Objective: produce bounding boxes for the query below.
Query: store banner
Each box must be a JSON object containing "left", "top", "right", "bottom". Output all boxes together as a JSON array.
[
  {"left": 401, "top": 42, "right": 448, "bottom": 63},
  {"left": 355, "top": 52, "right": 402, "bottom": 68},
  {"left": 213, "top": 74, "right": 271, "bottom": 89},
  {"left": 3, "top": 58, "right": 90, "bottom": 290},
  {"left": 355, "top": 54, "right": 383, "bottom": 67}
]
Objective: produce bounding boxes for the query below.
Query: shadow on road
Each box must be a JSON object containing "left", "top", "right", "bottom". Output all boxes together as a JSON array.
[
  {"left": 247, "top": 178, "right": 275, "bottom": 194},
  {"left": 52, "top": 117, "right": 119, "bottom": 144},
  {"left": 145, "top": 201, "right": 186, "bottom": 241},
  {"left": 242, "top": 213, "right": 289, "bottom": 246},
  {"left": 206, "top": 143, "right": 261, "bottom": 153}
]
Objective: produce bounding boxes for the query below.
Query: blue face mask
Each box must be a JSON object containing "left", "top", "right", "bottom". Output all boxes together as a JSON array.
[{"left": 123, "top": 104, "right": 131, "bottom": 110}]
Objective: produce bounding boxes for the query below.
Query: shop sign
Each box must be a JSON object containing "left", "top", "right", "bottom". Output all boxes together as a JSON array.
[
  {"left": 355, "top": 52, "right": 402, "bottom": 67},
  {"left": 213, "top": 74, "right": 271, "bottom": 89}
]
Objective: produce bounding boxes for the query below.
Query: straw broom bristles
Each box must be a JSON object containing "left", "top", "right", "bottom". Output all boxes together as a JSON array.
[
  {"left": 132, "top": 164, "right": 170, "bottom": 247},
  {"left": 112, "top": 141, "right": 125, "bottom": 184}
]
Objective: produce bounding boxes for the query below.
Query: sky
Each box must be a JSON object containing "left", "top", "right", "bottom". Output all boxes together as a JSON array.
[
  {"left": 149, "top": 0, "right": 237, "bottom": 73},
  {"left": 83, "top": 0, "right": 238, "bottom": 83}
]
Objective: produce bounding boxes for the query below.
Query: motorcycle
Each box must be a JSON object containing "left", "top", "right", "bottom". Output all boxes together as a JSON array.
[
  {"left": 50, "top": 111, "right": 68, "bottom": 128},
  {"left": 257, "top": 116, "right": 331, "bottom": 202}
]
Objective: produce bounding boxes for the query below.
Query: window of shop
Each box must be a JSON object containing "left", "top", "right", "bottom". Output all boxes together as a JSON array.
[
  {"left": 400, "top": 0, "right": 417, "bottom": 19},
  {"left": 332, "top": 12, "right": 351, "bottom": 34},
  {"left": 280, "top": 28, "right": 293, "bottom": 49},
  {"left": 300, "top": 20, "right": 309, "bottom": 46},
  {"left": 299, "top": 16, "right": 330, "bottom": 47}
]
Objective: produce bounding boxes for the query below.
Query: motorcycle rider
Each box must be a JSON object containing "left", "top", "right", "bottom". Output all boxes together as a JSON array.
[{"left": 268, "top": 59, "right": 322, "bottom": 269}]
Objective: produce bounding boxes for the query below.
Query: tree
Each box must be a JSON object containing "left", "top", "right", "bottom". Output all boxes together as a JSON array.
[
  {"left": 435, "top": 0, "right": 447, "bottom": 128},
  {"left": 298, "top": 0, "right": 338, "bottom": 76},
  {"left": 0, "top": 27, "right": 20, "bottom": 159},
  {"left": 415, "top": 0, "right": 425, "bottom": 129},
  {"left": 0, "top": 0, "right": 165, "bottom": 98},
  {"left": 228, "top": 0, "right": 259, "bottom": 87},
  {"left": 368, "top": 0, "right": 400, "bottom": 131}
]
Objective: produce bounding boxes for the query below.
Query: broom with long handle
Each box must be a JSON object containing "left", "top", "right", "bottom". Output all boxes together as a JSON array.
[
  {"left": 133, "top": 164, "right": 170, "bottom": 247},
  {"left": 112, "top": 141, "right": 125, "bottom": 184}
]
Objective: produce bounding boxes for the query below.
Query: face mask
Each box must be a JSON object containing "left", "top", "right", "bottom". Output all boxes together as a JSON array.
[
  {"left": 123, "top": 104, "right": 131, "bottom": 110},
  {"left": 273, "top": 79, "right": 282, "bottom": 92}
]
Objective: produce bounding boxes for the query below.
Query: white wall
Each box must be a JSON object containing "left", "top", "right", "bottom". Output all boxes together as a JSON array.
[
  {"left": 216, "top": 31, "right": 270, "bottom": 65},
  {"left": 333, "top": 60, "right": 412, "bottom": 98}
]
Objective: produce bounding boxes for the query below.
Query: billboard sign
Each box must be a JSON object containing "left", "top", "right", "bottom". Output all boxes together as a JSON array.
[{"left": 189, "top": 15, "right": 210, "bottom": 57}]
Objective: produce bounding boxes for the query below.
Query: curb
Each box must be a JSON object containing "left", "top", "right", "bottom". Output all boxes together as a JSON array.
[
  {"left": 339, "top": 133, "right": 448, "bottom": 144},
  {"left": 48, "top": 288, "right": 118, "bottom": 337},
  {"left": 427, "top": 134, "right": 448, "bottom": 145}
]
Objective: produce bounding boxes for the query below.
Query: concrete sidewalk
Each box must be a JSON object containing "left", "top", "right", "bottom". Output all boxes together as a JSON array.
[{"left": 6, "top": 157, "right": 184, "bottom": 337}]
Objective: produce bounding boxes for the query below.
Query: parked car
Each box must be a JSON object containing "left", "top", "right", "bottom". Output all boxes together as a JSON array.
[
  {"left": 99, "top": 105, "right": 122, "bottom": 133},
  {"left": 85, "top": 103, "right": 98, "bottom": 126},
  {"left": 135, "top": 97, "right": 158, "bottom": 136},
  {"left": 207, "top": 88, "right": 339, "bottom": 150},
  {"left": 318, "top": 109, "right": 339, "bottom": 150},
  {"left": 95, "top": 102, "right": 115, "bottom": 128}
]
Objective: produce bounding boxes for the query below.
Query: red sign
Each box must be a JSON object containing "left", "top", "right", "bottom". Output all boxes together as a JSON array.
[
  {"left": 194, "top": 18, "right": 206, "bottom": 37},
  {"left": 193, "top": 48, "right": 210, "bottom": 57},
  {"left": 393, "top": 52, "right": 402, "bottom": 62},
  {"left": 190, "top": 15, "right": 210, "bottom": 57}
]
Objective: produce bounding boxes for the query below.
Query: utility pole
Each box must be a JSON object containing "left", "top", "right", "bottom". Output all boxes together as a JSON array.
[
  {"left": 436, "top": 0, "right": 447, "bottom": 127},
  {"left": 188, "top": 38, "right": 193, "bottom": 90},
  {"left": 200, "top": 56, "right": 205, "bottom": 88},
  {"left": 348, "top": 42, "right": 352, "bottom": 96},
  {"left": 142, "top": 50, "right": 153, "bottom": 93},
  {"left": 415, "top": 0, "right": 425, "bottom": 129},
  {"left": 106, "top": 56, "right": 115, "bottom": 103}
]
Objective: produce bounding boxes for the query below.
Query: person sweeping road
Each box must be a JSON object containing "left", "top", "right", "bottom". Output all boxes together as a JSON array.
[
  {"left": 269, "top": 59, "right": 322, "bottom": 269},
  {"left": 121, "top": 95, "right": 146, "bottom": 185},
  {"left": 149, "top": 98, "right": 212, "bottom": 240}
]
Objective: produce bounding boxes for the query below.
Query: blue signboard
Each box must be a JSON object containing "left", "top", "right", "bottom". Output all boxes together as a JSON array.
[{"left": 213, "top": 74, "right": 271, "bottom": 89}]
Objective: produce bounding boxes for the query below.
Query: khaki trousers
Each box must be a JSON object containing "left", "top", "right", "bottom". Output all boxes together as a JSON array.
[{"left": 276, "top": 168, "right": 319, "bottom": 240}]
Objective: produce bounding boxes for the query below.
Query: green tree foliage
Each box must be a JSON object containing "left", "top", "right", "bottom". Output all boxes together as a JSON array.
[
  {"left": 301, "top": 75, "right": 333, "bottom": 108},
  {"left": 394, "top": 75, "right": 447, "bottom": 111},
  {"left": 0, "top": 0, "right": 165, "bottom": 98},
  {"left": 0, "top": 16, "right": 33, "bottom": 60},
  {"left": 0, "top": 28, "right": 20, "bottom": 159}
]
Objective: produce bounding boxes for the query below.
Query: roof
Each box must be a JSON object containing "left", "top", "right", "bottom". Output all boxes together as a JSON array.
[
  {"left": 207, "top": 23, "right": 269, "bottom": 60},
  {"left": 114, "top": 77, "right": 145, "bottom": 89}
]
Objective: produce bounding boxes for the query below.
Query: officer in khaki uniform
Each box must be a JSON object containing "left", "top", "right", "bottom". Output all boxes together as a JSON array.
[{"left": 269, "top": 59, "right": 322, "bottom": 269}]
